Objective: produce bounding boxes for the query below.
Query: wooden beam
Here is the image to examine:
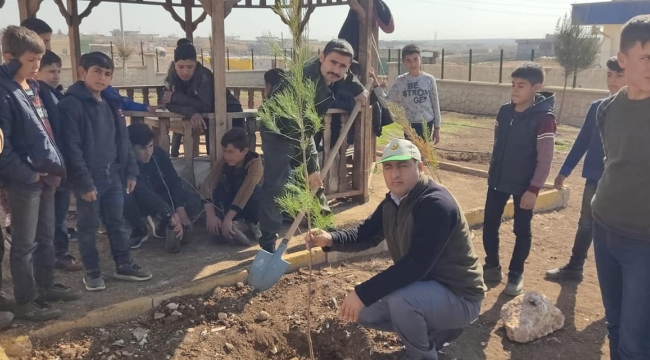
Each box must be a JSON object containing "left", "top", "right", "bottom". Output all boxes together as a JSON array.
[
  {"left": 357, "top": 0, "right": 374, "bottom": 204},
  {"left": 211, "top": 0, "right": 228, "bottom": 164},
  {"left": 67, "top": 0, "right": 81, "bottom": 81},
  {"left": 183, "top": 0, "right": 194, "bottom": 40},
  {"left": 18, "top": 0, "right": 43, "bottom": 21},
  {"left": 162, "top": 2, "right": 187, "bottom": 31}
]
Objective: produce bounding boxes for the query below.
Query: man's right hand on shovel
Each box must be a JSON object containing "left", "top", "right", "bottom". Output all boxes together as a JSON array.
[{"left": 306, "top": 228, "right": 333, "bottom": 250}]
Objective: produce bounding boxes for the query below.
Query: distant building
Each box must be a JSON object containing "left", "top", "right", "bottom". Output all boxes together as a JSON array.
[
  {"left": 515, "top": 34, "right": 556, "bottom": 60},
  {"left": 572, "top": 0, "right": 650, "bottom": 67}
]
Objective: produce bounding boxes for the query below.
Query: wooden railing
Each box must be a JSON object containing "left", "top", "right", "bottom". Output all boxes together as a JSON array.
[{"left": 113, "top": 85, "right": 265, "bottom": 110}]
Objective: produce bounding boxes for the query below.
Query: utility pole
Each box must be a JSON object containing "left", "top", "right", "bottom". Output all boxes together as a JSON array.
[{"left": 119, "top": 2, "right": 125, "bottom": 45}]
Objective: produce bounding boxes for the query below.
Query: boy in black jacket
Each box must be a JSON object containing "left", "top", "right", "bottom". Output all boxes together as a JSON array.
[
  {"left": 0, "top": 26, "right": 78, "bottom": 322},
  {"left": 164, "top": 44, "right": 242, "bottom": 157},
  {"left": 482, "top": 63, "right": 556, "bottom": 296},
  {"left": 36, "top": 50, "right": 83, "bottom": 272},
  {"left": 58, "top": 52, "right": 152, "bottom": 291},
  {"left": 125, "top": 123, "right": 190, "bottom": 251}
]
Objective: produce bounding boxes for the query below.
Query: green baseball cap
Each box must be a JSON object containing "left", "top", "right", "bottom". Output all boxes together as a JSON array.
[{"left": 378, "top": 139, "right": 422, "bottom": 163}]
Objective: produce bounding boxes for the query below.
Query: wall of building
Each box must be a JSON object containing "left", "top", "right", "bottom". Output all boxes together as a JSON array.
[{"left": 388, "top": 62, "right": 609, "bottom": 91}]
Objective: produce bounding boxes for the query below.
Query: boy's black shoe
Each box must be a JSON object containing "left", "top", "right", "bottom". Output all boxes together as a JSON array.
[
  {"left": 114, "top": 263, "right": 153, "bottom": 282},
  {"left": 130, "top": 227, "right": 149, "bottom": 249},
  {"left": 39, "top": 283, "right": 81, "bottom": 302},
  {"left": 483, "top": 265, "right": 503, "bottom": 283},
  {"left": 55, "top": 254, "right": 84, "bottom": 272},
  {"left": 545, "top": 264, "right": 584, "bottom": 282},
  {"left": 14, "top": 299, "right": 62, "bottom": 321}
]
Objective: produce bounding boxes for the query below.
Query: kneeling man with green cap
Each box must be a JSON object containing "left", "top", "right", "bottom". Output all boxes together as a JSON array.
[{"left": 307, "top": 139, "right": 486, "bottom": 360}]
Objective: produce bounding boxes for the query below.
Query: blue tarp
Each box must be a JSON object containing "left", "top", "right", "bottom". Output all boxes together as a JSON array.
[{"left": 572, "top": 1, "right": 650, "bottom": 25}]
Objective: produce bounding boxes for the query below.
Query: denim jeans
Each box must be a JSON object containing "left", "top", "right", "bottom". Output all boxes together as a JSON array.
[
  {"left": 6, "top": 180, "right": 56, "bottom": 305},
  {"left": 593, "top": 219, "right": 650, "bottom": 360},
  {"left": 53, "top": 185, "right": 71, "bottom": 258},
  {"left": 482, "top": 187, "right": 533, "bottom": 275},
  {"left": 358, "top": 281, "right": 481, "bottom": 360},
  {"left": 567, "top": 180, "right": 598, "bottom": 269},
  {"left": 75, "top": 170, "right": 131, "bottom": 273}
]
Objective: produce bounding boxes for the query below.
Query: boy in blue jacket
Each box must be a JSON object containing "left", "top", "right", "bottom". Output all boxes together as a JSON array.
[
  {"left": 0, "top": 26, "right": 79, "bottom": 322},
  {"left": 546, "top": 57, "right": 626, "bottom": 281}
]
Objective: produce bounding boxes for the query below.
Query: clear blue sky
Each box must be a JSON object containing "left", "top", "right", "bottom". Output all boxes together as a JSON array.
[{"left": 0, "top": 0, "right": 598, "bottom": 40}]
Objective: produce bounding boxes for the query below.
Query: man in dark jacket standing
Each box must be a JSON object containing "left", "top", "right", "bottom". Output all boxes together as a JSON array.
[
  {"left": 546, "top": 57, "right": 626, "bottom": 281},
  {"left": 164, "top": 44, "right": 242, "bottom": 157},
  {"left": 258, "top": 39, "right": 368, "bottom": 253},
  {"left": 308, "top": 139, "right": 485, "bottom": 360}
]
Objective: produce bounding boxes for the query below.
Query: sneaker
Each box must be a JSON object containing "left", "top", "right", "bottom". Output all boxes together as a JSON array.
[
  {"left": 483, "top": 265, "right": 503, "bottom": 283},
  {"left": 0, "top": 293, "right": 15, "bottom": 312},
  {"left": 148, "top": 216, "right": 164, "bottom": 238},
  {"left": 247, "top": 222, "right": 262, "bottom": 240},
  {"left": 39, "top": 283, "right": 81, "bottom": 302},
  {"left": 130, "top": 227, "right": 149, "bottom": 249},
  {"left": 55, "top": 254, "right": 84, "bottom": 272},
  {"left": 546, "top": 264, "right": 584, "bottom": 282},
  {"left": 14, "top": 299, "right": 62, "bottom": 321},
  {"left": 0, "top": 311, "right": 13, "bottom": 329},
  {"left": 114, "top": 263, "right": 152, "bottom": 282},
  {"left": 83, "top": 272, "right": 106, "bottom": 292},
  {"left": 504, "top": 273, "right": 524, "bottom": 296}
]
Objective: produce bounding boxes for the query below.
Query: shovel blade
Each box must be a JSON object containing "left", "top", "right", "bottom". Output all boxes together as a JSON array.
[{"left": 247, "top": 247, "right": 291, "bottom": 291}]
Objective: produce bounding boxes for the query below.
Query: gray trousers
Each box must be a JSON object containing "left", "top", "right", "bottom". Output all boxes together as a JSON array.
[
  {"left": 358, "top": 280, "right": 481, "bottom": 360},
  {"left": 6, "top": 181, "right": 56, "bottom": 305},
  {"left": 568, "top": 180, "right": 598, "bottom": 269}
]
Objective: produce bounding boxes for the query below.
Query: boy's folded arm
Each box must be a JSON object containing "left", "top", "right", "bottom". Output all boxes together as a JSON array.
[
  {"left": 59, "top": 101, "right": 95, "bottom": 193},
  {"left": 0, "top": 96, "right": 39, "bottom": 183}
]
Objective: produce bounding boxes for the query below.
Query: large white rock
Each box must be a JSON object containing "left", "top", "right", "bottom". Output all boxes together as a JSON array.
[{"left": 500, "top": 291, "right": 565, "bottom": 343}]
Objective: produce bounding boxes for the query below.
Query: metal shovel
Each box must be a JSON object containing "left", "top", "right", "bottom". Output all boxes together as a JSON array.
[{"left": 248, "top": 83, "right": 371, "bottom": 291}]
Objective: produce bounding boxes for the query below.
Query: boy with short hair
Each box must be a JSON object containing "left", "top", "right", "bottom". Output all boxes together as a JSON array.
[
  {"left": 35, "top": 49, "right": 83, "bottom": 271},
  {"left": 201, "top": 127, "right": 263, "bottom": 246},
  {"left": 591, "top": 15, "right": 650, "bottom": 359},
  {"left": 125, "top": 123, "right": 190, "bottom": 250},
  {"left": 370, "top": 44, "right": 441, "bottom": 143},
  {"left": 164, "top": 43, "right": 242, "bottom": 157},
  {"left": 0, "top": 26, "right": 79, "bottom": 321},
  {"left": 20, "top": 18, "right": 53, "bottom": 51},
  {"left": 58, "top": 52, "right": 152, "bottom": 291},
  {"left": 482, "top": 62, "right": 556, "bottom": 296},
  {"left": 545, "top": 57, "right": 626, "bottom": 282}
]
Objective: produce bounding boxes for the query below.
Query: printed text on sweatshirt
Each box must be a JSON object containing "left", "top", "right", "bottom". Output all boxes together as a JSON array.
[{"left": 383, "top": 72, "right": 442, "bottom": 127}]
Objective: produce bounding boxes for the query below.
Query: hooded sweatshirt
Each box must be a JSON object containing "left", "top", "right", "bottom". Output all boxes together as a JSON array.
[{"left": 488, "top": 92, "right": 557, "bottom": 196}]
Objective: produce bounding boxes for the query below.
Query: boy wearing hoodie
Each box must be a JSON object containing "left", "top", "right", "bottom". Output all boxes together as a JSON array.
[
  {"left": 482, "top": 62, "right": 556, "bottom": 296},
  {"left": 58, "top": 52, "right": 152, "bottom": 291},
  {"left": 0, "top": 26, "right": 79, "bottom": 322}
]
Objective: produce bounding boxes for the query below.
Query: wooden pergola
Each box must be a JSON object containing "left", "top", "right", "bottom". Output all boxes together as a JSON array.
[{"left": 13, "top": 0, "right": 379, "bottom": 202}]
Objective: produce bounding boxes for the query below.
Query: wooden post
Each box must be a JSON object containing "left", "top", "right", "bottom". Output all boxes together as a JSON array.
[
  {"left": 356, "top": 0, "right": 375, "bottom": 204},
  {"left": 18, "top": 0, "right": 29, "bottom": 21},
  {"left": 210, "top": 0, "right": 228, "bottom": 164},
  {"left": 67, "top": 0, "right": 81, "bottom": 82},
  {"left": 183, "top": 0, "right": 194, "bottom": 41}
]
